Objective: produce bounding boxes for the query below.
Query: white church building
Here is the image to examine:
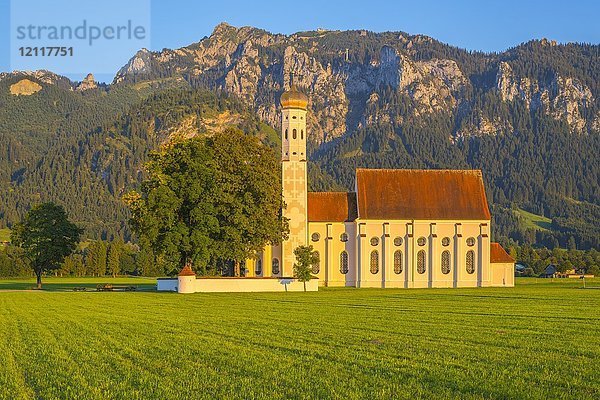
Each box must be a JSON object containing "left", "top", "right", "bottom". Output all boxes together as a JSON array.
[{"left": 159, "top": 85, "right": 514, "bottom": 293}]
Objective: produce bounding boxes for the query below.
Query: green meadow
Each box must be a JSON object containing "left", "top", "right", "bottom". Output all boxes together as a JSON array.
[
  {"left": 0, "top": 228, "right": 10, "bottom": 243},
  {"left": 0, "top": 278, "right": 599, "bottom": 399}
]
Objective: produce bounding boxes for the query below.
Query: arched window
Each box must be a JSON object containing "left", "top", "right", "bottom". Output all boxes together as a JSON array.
[
  {"left": 272, "top": 258, "right": 280, "bottom": 275},
  {"left": 370, "top": 250, "right": 379, "bottom": 274},
  {"left": 441, "top": 250, "right": 450, "bottom": 274},
  {"left": 255, "top": 258, "right": 262, "bottom": 275},
  {"left": 394, "top": 250, "right": 403, "bottom": 274},
  {"left": 340, "top": 251, "right": 349, "bottom": 274},
  {"left": 417, "top": 250, "right": 426, "bottom": 274},
  {"left": 285, "top": 129, "right": 288, "bottom": 140},
  {"left": 312, "top": 251, "right": 320, "bottom": 274},
  {"left": 466, "top": 250, "right": 475, "bottom": 274},
  {"left": 301, "top": 129, "right": 304, "bottom": 139},
  {"left": 293, "top": 129, "right": 297, "bottom": 139}
]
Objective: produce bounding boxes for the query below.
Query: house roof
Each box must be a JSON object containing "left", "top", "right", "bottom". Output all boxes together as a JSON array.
[
  {"left": 490, "top": 243, "right": 515, "bottom": 263},
  {"left": 355, "top": 169, "right": 491, "bottom": 220},
  {"left": 307, "top": 192, "right": 358, "bottom": 222}
]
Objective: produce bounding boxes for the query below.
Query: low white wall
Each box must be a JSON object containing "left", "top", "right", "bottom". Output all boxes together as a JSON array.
[
  {"left": 156, "top": 277, "right": 319, "bottom": 293},
  {"left": 157, "top": 278, "right": 178, "bottom": 292}
]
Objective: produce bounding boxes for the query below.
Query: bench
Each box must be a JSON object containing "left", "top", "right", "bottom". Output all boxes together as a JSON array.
[{"left": 96, "top": 284, "right": 137, "bottom": 292}]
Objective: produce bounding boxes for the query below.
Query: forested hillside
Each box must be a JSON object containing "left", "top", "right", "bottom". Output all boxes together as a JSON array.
[
  {"left": 0, "top": 23, "right": 598, "bottom": 249},
  {"left": 0, "top": 75, "right": 279, "bottom": 240}
]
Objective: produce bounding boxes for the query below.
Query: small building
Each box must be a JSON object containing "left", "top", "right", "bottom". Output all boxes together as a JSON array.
[
  {"left": 490, "top": 243, "right": 515, "bottom": 286},
  {"left": 542, "top": 264, "right": 557, "bottom": 278}
]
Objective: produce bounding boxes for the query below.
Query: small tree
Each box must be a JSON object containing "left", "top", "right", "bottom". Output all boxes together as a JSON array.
[
  {"left": 11, "top": 203, "right": 81, "bottom": 289},
  {"left": 107, "top": 240, "right": 122, "bottom": 278},
  {"left": 293, "top": 245, "right": 319, "bottom": 292}
]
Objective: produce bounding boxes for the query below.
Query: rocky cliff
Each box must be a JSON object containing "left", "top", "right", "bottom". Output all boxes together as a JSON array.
[{"left": 114, "top": 23, "right": 599, "bottom": 142}]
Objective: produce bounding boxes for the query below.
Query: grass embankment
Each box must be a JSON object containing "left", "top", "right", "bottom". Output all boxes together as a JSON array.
[
  {"left": 0, "top": 278, "right": 598, "bottom": 399},
  {"left": 0, "top": 228, "right": 10, "bottom": 243}
]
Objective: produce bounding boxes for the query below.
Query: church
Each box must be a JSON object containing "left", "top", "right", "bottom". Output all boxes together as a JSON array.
[{"left": 245, "top": 85, "right": 515, "bottom": 288}]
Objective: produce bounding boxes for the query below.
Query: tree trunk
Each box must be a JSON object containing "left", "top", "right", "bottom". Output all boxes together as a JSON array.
[
  {"left": 36, "top": 270, "right": 42, "bottom": 289},
  {"left": 303, "top": 281, "right": 306, "bottom": 292},
  {"left": 234, "top": 260, "right": 240, "bottom": 277}
]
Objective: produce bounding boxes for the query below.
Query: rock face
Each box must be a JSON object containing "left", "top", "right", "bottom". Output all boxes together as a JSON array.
[
  {"left": 495, "top": 62, "right": 595, "bottom": 133},
  {"left": 9, "top": 79, "right": 42, "bottom": 95},
  {"left": 113, "top": 23, "right": 599, "bottom": 141},
  {"left": 1, "top": 70, "right": 75, "bottom": 92},
  {"left": 76, "top": 73, "right": 97, "bottom": 91}
]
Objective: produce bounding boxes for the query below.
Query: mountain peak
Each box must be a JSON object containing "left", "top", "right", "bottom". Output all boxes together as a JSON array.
[{"left": 212, "top": 22, "right": 236, "bottom": 37}]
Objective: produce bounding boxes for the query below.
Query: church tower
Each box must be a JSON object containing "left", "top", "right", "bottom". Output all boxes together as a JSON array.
[{"left": 280, "top": 85, "right": 309, "bottom": 276}]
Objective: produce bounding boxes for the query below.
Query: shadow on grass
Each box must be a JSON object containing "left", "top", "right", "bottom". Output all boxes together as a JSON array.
[{"left": 0, "top": 278, "right": 157, "bottom": 292}]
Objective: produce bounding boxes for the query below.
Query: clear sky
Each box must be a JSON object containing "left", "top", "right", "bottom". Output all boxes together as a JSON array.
[{"left": 1, "top": 0, "right": 599, "bottom": 82}]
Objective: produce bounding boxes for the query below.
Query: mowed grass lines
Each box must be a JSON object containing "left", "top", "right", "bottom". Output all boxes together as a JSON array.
[{"left": 0, "top": 279, "right": 599, "bottom": 399}]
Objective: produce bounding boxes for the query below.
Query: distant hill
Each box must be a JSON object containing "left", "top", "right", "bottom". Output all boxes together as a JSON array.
[{"left": 0, "top": 23, "right": 598, "bottom": 248}]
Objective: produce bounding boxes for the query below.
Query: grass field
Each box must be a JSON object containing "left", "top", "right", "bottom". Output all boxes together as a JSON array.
[
  {"left": 0, "top": 278, "right": 599, "bottom": 399},
  {"left": 0, "top": 228, "right": 10, "bottom": 243},
  {"left": 514, "top": 208, "right": 553, "bottom": 231}
]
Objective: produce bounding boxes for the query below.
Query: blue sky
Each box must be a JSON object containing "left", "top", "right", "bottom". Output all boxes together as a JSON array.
[{"left": 1, "top": 0, "right": 598, "bottom": 82}]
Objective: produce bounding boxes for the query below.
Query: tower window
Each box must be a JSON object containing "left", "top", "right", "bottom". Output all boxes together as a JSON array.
[
  {"left": 417, "top": 250, "right": 426, "bottom": 274},
  {"left": 370, "top": 250, "right": 379, "bottom": 274},
  {"left": 441, "top": 250, "right": 451, "bottom": 274},
  {"left": 340, "top": 251, "right": 349, "bottom": 274},
  {"left": 292, "top": 116, "right": 297, "bottom": 119},
  {"left": 301, "top": 130, "right": 304, "bottom": 139},
  {"left": 394, "top": 250, "right": 403, "bottom": 274},
  {"left": 272, "top": 258, "right": 280, "bottom": 275},
  {"left": 293, "top": 129, "right": 297, "bottom": 139},
  {"left": 285, "top": 129, "right": 288, "bottom": 140}
]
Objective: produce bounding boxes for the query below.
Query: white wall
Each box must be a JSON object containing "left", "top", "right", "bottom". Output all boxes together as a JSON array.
[
  {"left": 156, "top": 277, "right": 318, "bottom": 293},
  {"left": 157, "top": 279, "right": 177, "bottom": 292}
]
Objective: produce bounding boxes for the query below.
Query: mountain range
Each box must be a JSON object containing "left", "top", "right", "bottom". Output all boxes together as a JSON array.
[{"left": 0, "top": 23, "right": 598, "bottom": 248}]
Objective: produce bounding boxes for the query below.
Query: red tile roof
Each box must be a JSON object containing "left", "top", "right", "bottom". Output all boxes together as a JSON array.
[
  {"left": 178, "top": 264, "right": 196, "bottom": 276},
  {"left": 355, "top": 169, "right": 491, "bottom": 220},
  {"left": 490, "top": 243, "right": 515, "bottom": 263},
  {"left": 307, "top": 192, "right": 358, "bottom": 222}
]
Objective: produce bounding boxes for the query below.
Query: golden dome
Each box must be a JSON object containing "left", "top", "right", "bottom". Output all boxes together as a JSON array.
[{"left": 280, "top": 85, "right": 308, "bottom": 110}]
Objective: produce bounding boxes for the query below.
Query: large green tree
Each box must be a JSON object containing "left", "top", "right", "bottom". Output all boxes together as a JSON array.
[
  {"left": 126, "top": 128, "right": 288, "bottom": 275},
  {"left": 11, "top": 203, "right": 81, "bottom": 288}
]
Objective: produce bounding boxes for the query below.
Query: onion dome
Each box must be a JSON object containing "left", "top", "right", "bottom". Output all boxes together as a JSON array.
[
  {"left": 280, "top": 85, "right": 308, "bottom": 110},
  {"left": 178, "top": 264, "right": 196, "bottom": 276}
]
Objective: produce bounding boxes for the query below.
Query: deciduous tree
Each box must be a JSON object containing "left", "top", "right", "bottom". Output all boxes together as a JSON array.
[
  {"left": 293, "top": 245, "right": 319, "bottom": 292},
  {"left": 11, "top": 203, "right": 81, "bottom": 288}
]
